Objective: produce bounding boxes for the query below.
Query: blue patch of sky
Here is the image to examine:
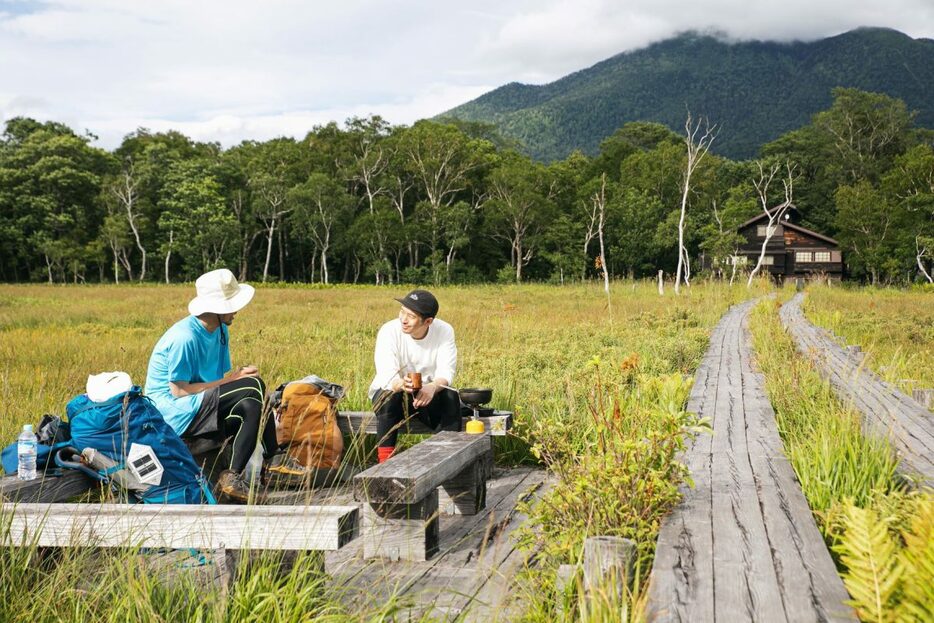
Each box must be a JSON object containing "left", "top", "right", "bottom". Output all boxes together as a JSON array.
[{"left": 0, "top": 1, "right": 42, "bottom": 17}]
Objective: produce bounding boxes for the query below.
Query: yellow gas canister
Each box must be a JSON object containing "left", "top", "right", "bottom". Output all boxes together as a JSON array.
[{"left": 465, "top": 419, "right": 485, "bottom": 434}]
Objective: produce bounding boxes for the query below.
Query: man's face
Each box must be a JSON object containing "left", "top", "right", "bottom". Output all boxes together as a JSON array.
[
  {"left": 218, "top": 312, "right": 237, "bottom": 326},
  {"left": 398, "top": 306, "right": 430, "bottom": 335}
]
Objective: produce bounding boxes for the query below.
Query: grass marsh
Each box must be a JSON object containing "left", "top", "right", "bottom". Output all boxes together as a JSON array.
[{"left": 0, "top": 280, "right": 747, "bottom": 622}]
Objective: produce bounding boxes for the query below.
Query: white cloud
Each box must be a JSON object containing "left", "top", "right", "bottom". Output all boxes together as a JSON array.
[
  {"left": 481, "top": 0, "right": 934, "bottom": 82},
  {"left": 0, "top": 0, "right": 931, "bottom": 148}
]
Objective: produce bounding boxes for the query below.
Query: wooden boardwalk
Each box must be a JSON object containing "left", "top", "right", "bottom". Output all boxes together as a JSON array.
[
  {"left": 648, "top": 300, "right": 854, "bottom": 623},
  {"left": 780, "top": 293, "right": 934, "bottom": 488},
  {"left": 272, "top": 467, "right": 551, "bottom": 621}
]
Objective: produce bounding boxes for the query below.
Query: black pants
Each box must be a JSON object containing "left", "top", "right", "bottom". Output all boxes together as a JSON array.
[
  {"left": 187, "top": 376, "right": 278, "bottom": 474},
  {"left": 373, "top": 387, "right": 462, "bottom": 448}
]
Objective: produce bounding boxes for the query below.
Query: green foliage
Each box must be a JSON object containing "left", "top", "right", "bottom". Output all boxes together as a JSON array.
[
  {"left": 749, "top": 295, "right": 933, "bottom": 622},
  {"left": 517, "top": 368, "right": 702, "bottom": 570},
  {"left": 833, "top": 504, "right": 904, "bottom": 622},
  {"left": 3, "top": 57, "right": 933, "bottom": 286},
  {"left": 898, "top": 498, "right": 934, "bottom": 622}
]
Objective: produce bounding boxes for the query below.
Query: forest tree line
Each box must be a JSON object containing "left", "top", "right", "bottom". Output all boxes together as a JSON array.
[{"left": 1, "top": 87, "right": 932, "bottom": 286}]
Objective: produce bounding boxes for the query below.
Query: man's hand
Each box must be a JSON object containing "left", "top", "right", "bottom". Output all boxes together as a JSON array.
[
  {"left": 230, "top": 365, "right": 259, "bottom": 381},
  {"left": 413, "top": 383, "right": 438, "bottom": 408},
  {"left": 400, "top": 375, "right": 418, "bottom": 394}
]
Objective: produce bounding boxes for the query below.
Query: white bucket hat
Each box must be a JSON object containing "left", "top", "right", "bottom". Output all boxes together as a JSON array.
[{"left": 188, "top": 269, "right": 255, "bottom": 316}]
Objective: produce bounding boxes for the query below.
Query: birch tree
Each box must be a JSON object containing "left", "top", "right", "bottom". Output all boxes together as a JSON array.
[
  {"left": 247, "top": 139, "right": 302, "bottom": 282},
  {"left": 108, "top": 161, "right": 147, "bottom": 281},
  {"left": 586, "top": 173, "right": 611, "bottom": 296},
  {"left": 347, "top": 116, "right": 392, "bottom": 282},
  {"left": 488, "top": 153, "right": 552, "bottom": 282},
  {"left": 400, "top": 121, "right": 493, "bottom": 281},
  {"left": 747, "top": 161, "right": 798, "bottom": 288},
  {"left": 290, "top": 173, "right": 353, "bottom": 284},
  {"left": 915, "top": 235, "right": 934, "bottom": 283},
  {"left": 675, "top": 113, "right": 717, "bottom": 294}
]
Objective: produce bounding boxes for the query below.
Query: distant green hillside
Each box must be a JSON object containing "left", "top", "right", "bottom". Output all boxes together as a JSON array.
[{"left": 440, "top": 28, "right": 934, "bottom": 160}]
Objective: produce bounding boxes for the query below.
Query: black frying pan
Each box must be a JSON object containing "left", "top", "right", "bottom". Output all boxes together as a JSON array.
[{"left": 456, "top": 387, "right": 493, "bottom": 406}]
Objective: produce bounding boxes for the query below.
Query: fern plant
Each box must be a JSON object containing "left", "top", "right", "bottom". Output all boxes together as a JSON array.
[
  {"left": 834, "top": 503, "right": 903, "bottom": 622},
  {"left": 897, "top": 498, "right": 934, "bottom": 623}
]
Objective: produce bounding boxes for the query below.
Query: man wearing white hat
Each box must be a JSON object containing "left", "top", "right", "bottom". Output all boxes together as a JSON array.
[{"left": 144, "top": 268, "right": 306, "bottom": 502}]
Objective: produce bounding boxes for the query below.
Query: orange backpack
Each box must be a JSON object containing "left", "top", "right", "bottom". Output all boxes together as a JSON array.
[{"left": 276, "top": 382, "right": 343, "bottom": 469}]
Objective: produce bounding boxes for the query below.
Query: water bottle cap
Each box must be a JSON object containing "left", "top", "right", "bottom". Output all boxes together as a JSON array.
[{"left": 23, "top": 424, "right": 33, "bottom": 432}]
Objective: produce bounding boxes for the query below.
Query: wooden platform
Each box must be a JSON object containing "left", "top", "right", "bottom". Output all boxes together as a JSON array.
[
  {"left": 283, "top": 466, "right": 552, "bottom": 621},
  {"left": 648, "top": 299, "right": 854, "bottom": 622},
  {"left": 780, "top": 293, "right": 934, "bottom": 488}
]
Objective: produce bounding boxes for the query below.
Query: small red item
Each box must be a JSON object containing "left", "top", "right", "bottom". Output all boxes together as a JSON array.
[{"left": 377, "top": 446, "right": 395, "bottom": 463}]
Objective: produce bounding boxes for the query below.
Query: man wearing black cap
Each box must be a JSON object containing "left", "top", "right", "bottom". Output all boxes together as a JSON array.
[{"left": 368, "top": 289, "right": 460, "bottom": 463}]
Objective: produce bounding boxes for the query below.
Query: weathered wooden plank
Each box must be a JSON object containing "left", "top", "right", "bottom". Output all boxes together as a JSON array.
[
  {"left": 327, "top": 468, "right": 546, "bottom": 612},
  {"left": 438, "top": 449, "right": 491, "bottom": 515},
  {"left": 1, "top": 502, "right": 359, "bottom": 551},
  {"left": 0, "top": 471, "right": 96, "bottom": 503},
  {"left": 649, "top": 298, "right": 855, "bottom": 622},
  {"left": 414, "top": 471, "right": 553, "bottom": 621},
  {"left": 353, "top": 431, "right": 491, "bottom": 504},
  {"left": 780, "top": 293, "right": 934, "bottom": 488},
  {"left": 362, "top": 489, "right": 439, "bottom": 561}
]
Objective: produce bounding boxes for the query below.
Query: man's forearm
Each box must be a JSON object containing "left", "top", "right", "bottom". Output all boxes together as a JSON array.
[
  {"left": 169, "top": 367, "right": 255, "bottom": 398},
  {"left": 169, "top": 378, "right": 226, "bottom": 398}
]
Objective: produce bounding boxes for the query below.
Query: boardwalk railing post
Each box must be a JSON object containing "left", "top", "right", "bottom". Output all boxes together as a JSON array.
[{"left": 583, "top": 536, "right": 635, "bottom": 599}]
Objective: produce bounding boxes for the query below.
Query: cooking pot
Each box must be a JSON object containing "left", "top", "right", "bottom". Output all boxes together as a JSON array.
[{"left": 457, "top": 387, "right": 493, "bottom": 406}]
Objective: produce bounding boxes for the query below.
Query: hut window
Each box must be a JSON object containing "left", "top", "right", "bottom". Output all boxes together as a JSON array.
[
  {"left": 757, "top": 225, "right": 777, "bottom": 237},
  {"left": 795, "top": 251, "right": 812, "bottom": 263},
  {"left": 761, "top": 255, "right": 775, "bottom": 266},
  {"left": 814, "top": 251, "right": 831, "bottom": 262}
]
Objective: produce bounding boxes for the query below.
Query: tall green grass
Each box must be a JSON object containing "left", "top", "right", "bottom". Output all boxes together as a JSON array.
[
  {"left": 803, "top": 285, "right": 934, "bottom": 393},
  {"left": 0, "top": 281, "right": 753, "bottom": 620},
  {"left": 749, "top": 297, "right": 933, "bottom": 622}
]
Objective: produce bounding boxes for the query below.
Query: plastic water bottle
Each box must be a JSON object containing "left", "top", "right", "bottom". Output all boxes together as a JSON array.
[{"left": 17, "top": 424, "right": 38, "bottom": 481}]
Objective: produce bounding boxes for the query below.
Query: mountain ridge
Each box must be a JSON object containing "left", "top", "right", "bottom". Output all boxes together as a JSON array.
[{"left": 440, "top": 27, "right": 934, "bottom": 160}]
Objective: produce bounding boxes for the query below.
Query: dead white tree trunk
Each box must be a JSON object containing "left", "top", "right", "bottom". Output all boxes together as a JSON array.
[
  {"left": 164, "top": 230, "right": 173, "bottom": 284},
  {"left": 657, "top": 270, "right": 664, "bottom": 295},
  {"left": 582, "top": 202, "right": 598, "bottom": 282},
  {"left": 916, "top": 236, "right": 934, "bottom": 283},
  {"left": 110, "top": 166, "right": 147, "bottom": 282},
  {"left": 747, "top": 162, "right": 798, "bottom": 288},
  {"left": 675, "top": 113, "right": 717, "bottom": 295},
  {"left": 593, "top": 174, "right": 611, "bottom": 299},
  {"left": 258, "top": 193, "right": 293, "bottom": 283}
]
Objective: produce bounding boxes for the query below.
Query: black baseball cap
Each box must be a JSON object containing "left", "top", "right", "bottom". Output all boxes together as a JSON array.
[{"left": 395, "top": 289, "right": 439, "bottom": 318}]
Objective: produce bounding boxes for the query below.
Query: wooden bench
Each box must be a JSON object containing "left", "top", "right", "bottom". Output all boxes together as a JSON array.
[
  {"left": 1, "top": 502, "right": 358, "bottom": 552},
  {"left": 352, "top": 431, "right": 493, "bottom": 562}
]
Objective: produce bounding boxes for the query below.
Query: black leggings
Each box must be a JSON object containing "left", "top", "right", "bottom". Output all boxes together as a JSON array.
[
  {"left": 217, "top": 377, "right": 278, "bottom": 473},
  {"left": 373, "top": 387, "right": 462, "bottom": 448}
]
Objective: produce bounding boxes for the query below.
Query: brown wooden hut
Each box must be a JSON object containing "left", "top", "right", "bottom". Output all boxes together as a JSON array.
[{"left": 734, "top": 211, "right": 843, "bottom": 281}]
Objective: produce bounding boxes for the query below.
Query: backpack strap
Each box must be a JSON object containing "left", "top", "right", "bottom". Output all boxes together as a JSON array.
[{"left": 53, "top": 446, "right": 109, "bottom": 482}]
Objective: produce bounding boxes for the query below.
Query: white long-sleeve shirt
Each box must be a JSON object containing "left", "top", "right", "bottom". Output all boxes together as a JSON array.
[{"left": 368, "top": 318, "right": 457, "bottom": 399}]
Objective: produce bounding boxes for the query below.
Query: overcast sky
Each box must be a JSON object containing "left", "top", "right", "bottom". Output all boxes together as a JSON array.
[{"left": 2, "top": 0, "right": 933, "bottom": 149}]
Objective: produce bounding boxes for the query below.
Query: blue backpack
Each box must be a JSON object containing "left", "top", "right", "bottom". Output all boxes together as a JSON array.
[{"left": 65, "top": 387, "right": 215, "bottom": 504}]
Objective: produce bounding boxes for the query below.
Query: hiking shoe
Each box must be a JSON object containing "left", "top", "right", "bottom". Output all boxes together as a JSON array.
[
  {"left": 216, "top": 469, "right": 264, "bottom": 504},
  {"left": 265, "top": 454, "right": 311, "bottom": 488}
]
